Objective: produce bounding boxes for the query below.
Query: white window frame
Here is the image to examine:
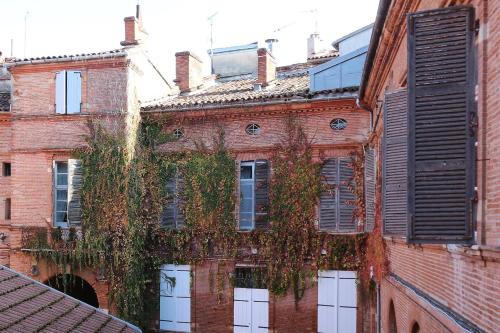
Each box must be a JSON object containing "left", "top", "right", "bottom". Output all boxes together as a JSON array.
[
  {"left": 54, "top": 161, "right": 69, "bottom": 228},
  {"left": 239, "top": 161, "right": 255, "bottom": 230}
]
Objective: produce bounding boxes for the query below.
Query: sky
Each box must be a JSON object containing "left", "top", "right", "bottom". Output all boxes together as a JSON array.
[{"left": 1, "top": 0, "right": 379, "bottom": 78}]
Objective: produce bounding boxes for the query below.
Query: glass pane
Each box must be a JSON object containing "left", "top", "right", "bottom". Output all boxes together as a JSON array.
[
  {"left": 56, "top": 190, "right": 68, "bottom": 200},
  {"left": 240, "top": 198, "right": 252, "bottom": 212},
  {"left": 240, "top": 165, "right": 253, "bottom": 179},
  {"left": 56, "top": 200, "right": 67, "bottom": 211},
  {"left": 57, "top": 162, "right": 68, "bottom": 174},
  {"left": 56, "top": 211, "right": 68, "bottom": 223},
  {"left": 57, "top": 174, "right": 68, "bottom": 186},
  {"left": 239, "top": 213, "right": 252, "bottom": 229}
]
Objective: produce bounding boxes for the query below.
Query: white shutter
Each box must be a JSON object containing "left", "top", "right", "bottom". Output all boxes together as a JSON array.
[
  {"left": 318, "top": 270, "right": 357, "bottom": 333},
  {"left": 66, "top": 71, "right": 82, "bottom": 114},
  {"left": 67, "top": 159, "right": 82, "bottom": 226},
  {"left": 234, "top": 288, "right": 251, "bottom": 333},
  {"left": 55, "top": 71, "right": 66, "bottom": 114},
  {"left": 251, "top": 289, "right": 269, "bottom": 332},
  {"left": 160, "top": 264, "right": 191, "bottom": 332}
]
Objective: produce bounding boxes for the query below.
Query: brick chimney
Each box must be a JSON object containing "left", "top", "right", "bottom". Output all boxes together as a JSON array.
[
  {"left": 120, "top": 5, "right": 147, "bottom": 46},
  {"left": 174, "top": 51, "right": 204, "bottom": 93},
  {"left": 257, "top": 48, "right": 276, "bottom": 86}
]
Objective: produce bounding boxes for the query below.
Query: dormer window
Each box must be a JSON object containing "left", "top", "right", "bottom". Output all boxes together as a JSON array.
[{"left": 245, "top": 123, "right": 261, "bottom": 136}]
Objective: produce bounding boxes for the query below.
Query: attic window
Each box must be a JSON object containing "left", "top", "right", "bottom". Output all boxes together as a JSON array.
[
  {"left": 245, "top": 123, "right": 261, "bottom": 136},
  {"left": 330, "top": 118, "right": 347, "bottom": 131},
  {"left": 173, "top": 128, "right": 184, "bottom": 139}
]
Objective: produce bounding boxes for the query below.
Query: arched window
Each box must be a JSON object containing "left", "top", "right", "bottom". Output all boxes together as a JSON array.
[
  {"left": 389, "top": 300, "right": 397, "bottom": 333},
  {"left": 411, "top": 322, "right": 420, "bottom": 333}
]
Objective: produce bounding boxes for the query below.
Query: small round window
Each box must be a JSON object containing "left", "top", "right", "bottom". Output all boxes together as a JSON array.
[
  {"left": 245, "top": 123, "right": 261, "bottom": 136},
  {"left": 173, "top": 128, "right": 184, "bottom": 139},
  {"left": 330, "top": 118, "right": 347, "bottom": 131}
]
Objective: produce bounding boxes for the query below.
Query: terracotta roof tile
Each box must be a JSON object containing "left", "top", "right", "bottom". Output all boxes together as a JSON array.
[
  {"left": 0, "top": 265, "right": 141, "bottom": 333},
  {"left": 6, "top": 49, "right": 127, "bottom": 66}
]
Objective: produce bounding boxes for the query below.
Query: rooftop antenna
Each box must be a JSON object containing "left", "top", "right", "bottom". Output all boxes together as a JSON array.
[
  {"left": 24, "top": 11, "right": 29, "bottom": 58},
  {"left": 207, "top": 11, "right": 218, "bottom": 74},
  {"left": 10, "top": 39, "right": 14, "bottom": 57}
]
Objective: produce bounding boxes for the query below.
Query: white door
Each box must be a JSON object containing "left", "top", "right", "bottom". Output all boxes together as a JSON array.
[
  {"left": 160, "top": 264, "right": 191, "bottom": 332},
  {"left": 317, "top": 270, "right": 357, "bottom": 333},
  {"left": 234, "top": 288, "right": 269, "bottom": 332}
]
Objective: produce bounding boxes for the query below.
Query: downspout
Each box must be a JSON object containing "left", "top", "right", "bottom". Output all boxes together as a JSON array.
[
  {"left": 377, "top": 283, "right": 381, "bottom": 333},
  {"left": 357, "top": 97, "right": 373, "bottom": 132}
]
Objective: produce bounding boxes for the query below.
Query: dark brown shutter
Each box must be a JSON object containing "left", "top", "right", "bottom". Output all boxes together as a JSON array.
[
  {"left": 67, "top": 159, "right": 82, "bottom": 227},
  {"left": 338, "top": 158, "right": 356, "bottom": 232},
  {"left": 383, "top": 90, "right": 408, "bottom": 236},
  {"left": 364, "top": 148, "right": 375, "bottom": 232},
  {"left": 408, "top": 6, "right": 475, "bottom": 243},
  {"left": 254, "top": 159, "right": 269, "bottom": 230},
  {"left": 320, "top": 158, "right": 338, "bottom": 231}
]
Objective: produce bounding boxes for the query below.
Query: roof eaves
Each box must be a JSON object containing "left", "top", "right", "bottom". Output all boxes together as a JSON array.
[
  {"left": 331, "top": 23, "right": 375, "bottom": 47},
  {"left": 6, "top": 50, "right": 128, "bottom": 67}
]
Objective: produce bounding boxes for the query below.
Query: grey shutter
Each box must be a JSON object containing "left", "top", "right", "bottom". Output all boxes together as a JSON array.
[
  {"left": 161, "top": 169, "right": 185, "bottom": 229},
  {"left": 408, "top": 6, "right": 475, "bottom": 243},
  {"left": 254, "top": 159, "right": 269, "bottom": 230},
  {"left": 55, "top": 71, "right": 66, "bottom": 114},
  {"left": 176, "top": 173, "right": 185, "bottom": 228},
  {"left": 364, "top": 148, "right": 375, "bottom": 231},
  {"left": 235, "top": 160, "right": 241, "bottom": 228},
  {"left": 383, "top": 89, "right": 408, "bottom": 236},
  {"left": 320, "top": 158, "right": 338, "bottom": 231},
  {"left": 67, "top": 159, "right": 82, "bottom": 227},
  {"left": 338, "top": 158, "right": 356, "bottom": 232},
  {"left": 66, "top": 71, "right": 82, "bottom": 114}
]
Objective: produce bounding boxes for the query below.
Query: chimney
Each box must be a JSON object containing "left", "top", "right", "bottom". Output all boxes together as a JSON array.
[
  {"left": 257, "top": 48, "right": 276, "bottom": 87},
  {"left": 174, "top": 51, "right": 204, "bottom": 93},
  {"left": 120, "top": 5, "right": 147, "bottom": 46},
  {"left": 265, "top": 38, "right": 278, "bottom": 55},
  {"left": 307, "top": 33, "right": 322, "bottom": 59}
]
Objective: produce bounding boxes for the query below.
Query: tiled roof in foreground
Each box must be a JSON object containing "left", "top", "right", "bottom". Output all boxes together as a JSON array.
[
  {"left": 0, "top": 265, "right": 141, "bottom": 333},
  {"left": 6, "top": 49, "right": 127, "bottom": 66}
]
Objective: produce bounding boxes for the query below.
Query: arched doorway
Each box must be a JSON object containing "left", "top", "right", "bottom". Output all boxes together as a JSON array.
[
  {"left": 45, "top": 274, "right": 99, "bottom": 308},
  {"left": 388, "top": 300, "right": 397, "bottom": 333},
  {"left": 411, "top": 322, "right": 420, "bottom": 333}
]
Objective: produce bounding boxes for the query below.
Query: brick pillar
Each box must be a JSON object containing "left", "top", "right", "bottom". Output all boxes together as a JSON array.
[{"left": 175, "top": 51, "right": 204, "bottom": 93}]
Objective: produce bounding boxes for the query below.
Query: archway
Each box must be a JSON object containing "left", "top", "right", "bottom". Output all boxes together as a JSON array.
[
  {"left": 388, "top": 300, "right": 397, "bottom": 333},
  {"left": 411, "top": 322, "right": 420, "bottom": 333},
  {"left": 45, "top": 274, "right": 99, "bottom": 308}
]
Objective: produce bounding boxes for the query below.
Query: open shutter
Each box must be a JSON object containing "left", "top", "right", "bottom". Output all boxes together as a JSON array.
[
  {"left": 55, "top": 71, "right": 66, "bottom": 114},
  {"left": 408, "top": 6, "right": 475, "bottom": 243},
  {"left": 234, "top": 288, "right": 251, "bottom": 332},
  {"left": 364, "top": 148, "right": 375, "bottom": 231},
  {"left": 254, "top": 159, "right": 269, "bottom": 230},
  {"left": 338, "top": 158, "right": 356, "bottom": 232},
  {"left": 383, "top": 89, "right": 408, "bottom": 236},
  {"left": 176, "top": 173, "right": 186, "bottom": 228},
  {"left": 320, "top": 159, "right": 338, "bottom": 231},
  {"left": 66, "top": 71, "right": 82, "bottom": 114},
  {"left": 160, "top": 264, "right": 191, "bottom": 332},
  {"left": 67, "top": 159, "right": 82, "bottom": 227},
  {"left": 161, "top": 169, "right": 185, "bottom": 229}
]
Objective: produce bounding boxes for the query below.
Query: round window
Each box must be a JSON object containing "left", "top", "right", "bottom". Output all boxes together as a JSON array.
[
  {"left": 330, "top": 118, "right": 347, "bottom": 130},
  {"left": 245, "top": 123, "right": 261, "bottom": 136},
  {"left": 173, "top": 128, "right": 184, "bottom": 139}
]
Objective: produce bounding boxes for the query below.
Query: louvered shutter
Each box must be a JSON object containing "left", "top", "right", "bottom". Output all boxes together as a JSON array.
[
  {"left": 320, "top": 159, "right": 338, "bottom": 231},
  {"left": 408, "top": 6, "right": 475, "bottom": 243},
  {"left": 67, "top": 159, "right": 82, "bottom": 227},
  {"left": 254, "top": 159, "right": 269, "bottom": 230},
  {"left": 383, "top": 90, "right": 408, "bottom": 236},
  {"left": 66, "top": 71, "right": 82, "bottom": 114},
  {"left": 338, "top": 158, "right": 356, "bottom": 232},
  {"left": 55, "top": 71, "right": 66, "bottom": 114},
  {"left": 161, "top": 169, "right": 185, "bottom": 229},
  {"left": 235, "top": 160, "right": 241, "bottom": 228},
  {"left": 176, "top": 173, "right": 186, "bottom": 228},
  {"left": 364, "top": 149, "right": 375, "bottom": 232}
]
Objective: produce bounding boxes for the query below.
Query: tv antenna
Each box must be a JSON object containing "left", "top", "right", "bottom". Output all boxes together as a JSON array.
[
  {"left": 24, "top": 11, "right": 29, "bottom": 57},
  {"left": 207, "top": 12, "right": 218, "bottom": 74}
]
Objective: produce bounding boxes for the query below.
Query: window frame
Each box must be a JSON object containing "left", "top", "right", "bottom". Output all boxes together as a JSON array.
[
  {"left": 54, "top": 161, "right": 69, "bottom": 228},
  {"left": 2, "top": 162, "right": 11, "bottom": 177},
  {"left": 4, "top": 198, "right": 11, "bottom": 220},
  {"left": 55, "top": 70, "right": 82, "bottom": 115},
  {"left": 239, "top": 161, "right": 255, "bottom": 230}
]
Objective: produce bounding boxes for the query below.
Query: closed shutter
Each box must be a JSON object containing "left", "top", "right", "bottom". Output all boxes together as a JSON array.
[
  {"left": 320, "top": 159, "right": 338, "bottom": 231},
  {"left": 55, "top": 71, "right": 66, "bottom": 114},
  {"left": 338, "top": 158, "right": 356, "bottom": 232},
  {"left": 254, "top": 159, "right": 269, "bottom": 230},
  {"left": 160, "top": 264, "right": 191, "bottom": 332},
  {"left": 67, "top": 159, "right": 82, "bottom": 227},
  {"left": 364, "top": 149, "right": 375, "bottom": 231},
  {"left": 176, "top": 174, "right": 186, "bottom": 228},
  {"left": 251, "top": 289, "right": 269, "bottom": 332},
  {"left": 66, "top": 71, "right": 82, "bottom": 114},
  {"left": 234, "top": 288, "right": 269, "bottom": 333},
  {"left": 161, "top": 169, "right": 185, "bottom": 229},
  {"left": 383, "top": 89, "right": 408, "bottom": 236},
  {"left": 408, "top": 6, "right": 475, "bottom": 243}
]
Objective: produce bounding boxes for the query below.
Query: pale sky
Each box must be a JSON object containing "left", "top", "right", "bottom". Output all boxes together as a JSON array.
[{"left": 1, "top": 0, "right": 379, "bottom": 78}]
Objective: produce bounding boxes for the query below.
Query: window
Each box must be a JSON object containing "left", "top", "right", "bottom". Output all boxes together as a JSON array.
[
  {"left": 55, "top": 70, "right": 82, "bottom": 114},
  {"left": 160, "top": 264, "right": 191, "bottom": 332},
  {"left": 317, "top": 270, "right": 357, "bottom": 333},
  {"left": 173, "top": 128, "right": 184, "bottom": 139},
  {"left": 54, "top": 160, "right": 83, "bottom": 228},
  {"left": 330, "top": 118, "right": 347, "bottom": 130},
  {"left": 4, "top": 198, "right": 11, "bottom": 220},
  {"left": 238, "top": 160, "right": 269, "bottom": 231},
  {"left": 411, "top": 322, "right": 420, "bottom": 333},
  {"left": 161, "top": 169, "right": 185, "bottom": 229},
  {"left": 234, "top": 267, "right": 267, "bottom": 289},
  {"left": 319, "top": 157, "right": 356, "bottom": 232},
  {"left": 245, "top": 123, "right": 261, "bottom": 136},
  {"left": 2, "top": 163, "right": 11, "bottom": 177}
]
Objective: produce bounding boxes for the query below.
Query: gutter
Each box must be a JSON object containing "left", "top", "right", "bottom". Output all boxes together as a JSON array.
[{"left": 358, "top": 0, "right": 392, "bottom": 103}]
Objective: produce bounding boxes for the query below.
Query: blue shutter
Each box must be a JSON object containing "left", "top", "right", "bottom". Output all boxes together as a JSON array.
[
  {"left": 66, "top": 71, "right": 82, "bottom": 114},
  {"left": 55, "top": 71, "right": 66, "bottom": 114}
]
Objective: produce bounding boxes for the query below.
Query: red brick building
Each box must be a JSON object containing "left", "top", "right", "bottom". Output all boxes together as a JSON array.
[{"left": 359, "top": 0, "right": 499, "bottom": 332}]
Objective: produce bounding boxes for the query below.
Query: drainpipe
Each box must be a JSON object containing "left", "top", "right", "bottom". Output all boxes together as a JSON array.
[
  {"left": 377, "top": 282, "right": 381, "bottom": 333},
  {"left": 357, "top": 97, "right": 374, "bottom": 132}
]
